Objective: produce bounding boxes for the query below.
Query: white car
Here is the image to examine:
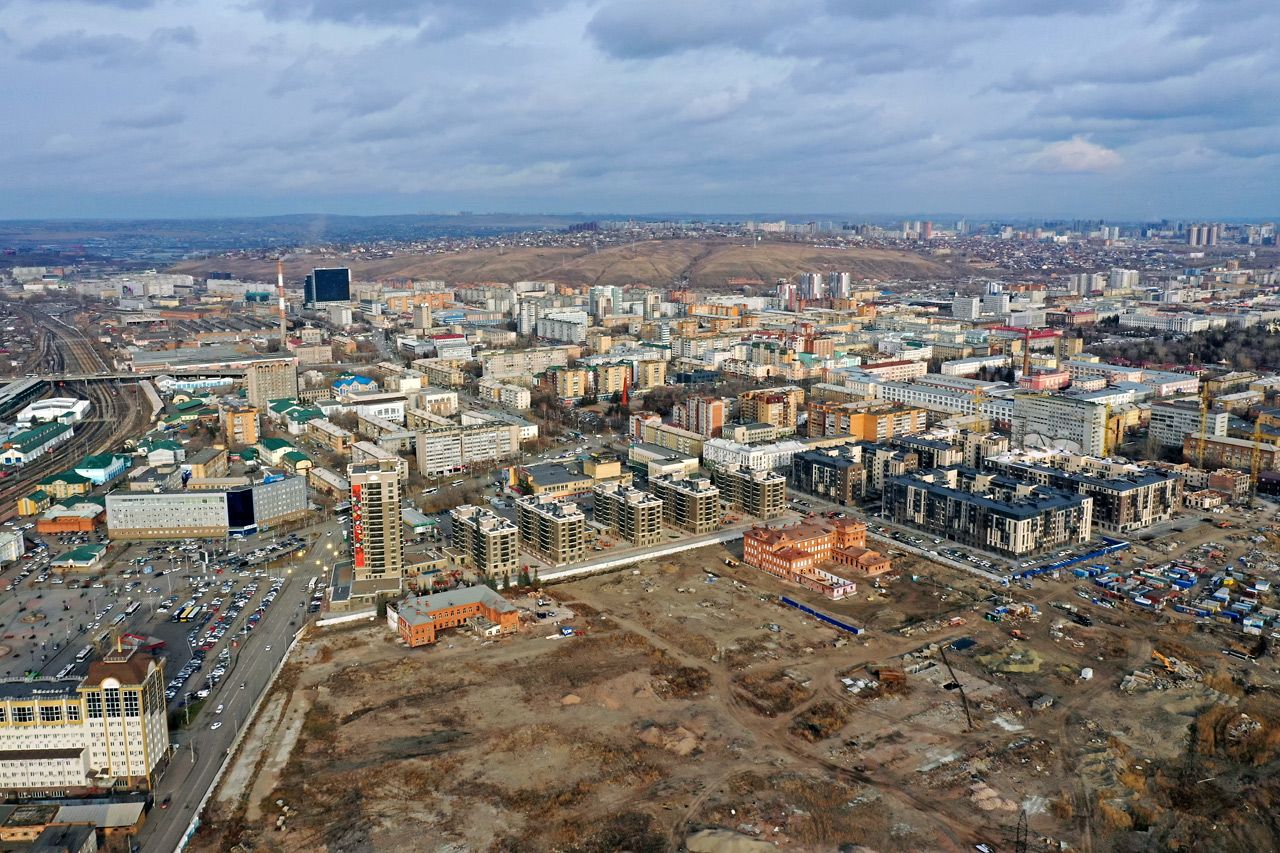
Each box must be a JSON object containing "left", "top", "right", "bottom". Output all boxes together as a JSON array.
[
  {"left": 210, "top": 721, "right": 222, "bottom": 730},
  {"left": 215, "top": 704, "right": 224, "bottom": 714}
]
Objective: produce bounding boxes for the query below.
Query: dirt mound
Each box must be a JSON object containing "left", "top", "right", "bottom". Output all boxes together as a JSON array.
[
  {"left": 685, "top": 828, "right": 779, "bottom": 853},
  {"left": 639, "top": 724, "right": 700, "bottom": 756}
]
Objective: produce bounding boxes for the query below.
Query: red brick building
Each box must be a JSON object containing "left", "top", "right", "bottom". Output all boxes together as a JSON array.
[
  {"left": 389, "top": 586, "right": 519, "bottom": 647},
  {"left": 742, "top": 517, "right": 890, "bottom": 599}
]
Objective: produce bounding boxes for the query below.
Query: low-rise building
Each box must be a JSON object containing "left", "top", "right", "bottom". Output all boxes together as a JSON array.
[
  {"left": 742, "top": 517, "right": 887, "bottom": 599},
  {"left": 307, "top": 418, "right": 354, "bottom": 453},
  {"left": 0, "top": 422, "right": 74, "bottom": 467},
  {"left": 388, "top": 587, "right": 519, "bottom": 647}
]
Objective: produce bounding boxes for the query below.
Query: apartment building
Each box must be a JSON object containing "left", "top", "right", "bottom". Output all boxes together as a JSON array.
[
  {"left": 672, "top": 395, "right": 727, "bottom": 438},
  {"left": 1011, "top": 395, "right": 1108, "bottom": 456},
  {"left": 245, "top": 360, "right": 298, "bottom": 409},
  {"left": 1150, "top": 401, "right": 1227, "bottom": 448},
  {"left": 389, "top": 587, "right": 519, "bottom": 648},
  {"left": 790, "top": 445, "right": 866, "bottom": 506},
  {"left": 481, "top": 347, "right": 573, "bottom": 380},
  {"left": 1182, "top": 433, "right": 1280, "bottom": 473},
  {"left": 516, "top": 495, "right": 586, "bottom": 565},
  {"left": 186, "top": 446, "right": 228, "bottom": 479},
  {"left": 593, "top": 363, "right": 630, "bottom": 397},
  {"left": 987, "top": 451, "right": 1184, "bottom": 533},
  {"left": 649, "top": 474, "right": 721, "bottom": 534},
  {"left": 415, "top": 423, "right": 522, "bottom": 477},
  {"left": 450, "top": 505, "right": 519, "bottom": 578},
  {"left": 633, "top": 416, "right": 706, "bottom": 457},
  {"left": 716, "top": 466, "right": 786, "bottom": 519},
  {"left": 807, "top": 400, "right": 928, "bottom": 440},
  {"left": 0, "top": 647, "right": 169, "bottom": 795},
  {"left": 476, "top": 379, "right": 532, "bottom": 409},
  {"left": 222, "top": 405, "right": 258, "bottom": 446},
  {"left": 350, "top": 441, "right": 409, "bottom": 482},
  {"left": 537, "top": 311, "right": 590, "bottom": 343},
  {"left": 738, "top": 387, "right": 804, "bottom": 434},
  {"left": 307, "top": 418, "right": 354, "bottom": 453},
  {"left": 881, "top": 468, "right": 1093, "bottom": 558},
  {"left": 592, "top": 482, "right": 664, "bottom": 546},
  {"left": 349, "top": 459, "right": 404, "bottom": 583},
  {"left": 633, "top": 359, "right": 666, "bottom": 390},
  {"left": 545, "top": 366, "right": 592, "bottom": 403}
]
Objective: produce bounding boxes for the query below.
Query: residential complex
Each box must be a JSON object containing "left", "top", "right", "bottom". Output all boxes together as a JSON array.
[
  {"left": 807, "top": 400, "right": 928, "bottom": 440},
  {"left": 245, "top": 360, "right": 298, "bottom": 409},
  {"left": 649, "top": 474, "right": 722, "bottom": 534},
  {"left": 738, "top": 387, "right": 804, "bottom": 434},
  {"left": 592, "top": 482, "right": 664, "bottom": 546},
  {"left": 716, "top": 466, "right": 787, "bottom": 519},
  {"left": 516, "top": 495, "right": 587, "bottom": 565},
  {"left": 450, "top": 505, "right": 520, "bottom": 578}
]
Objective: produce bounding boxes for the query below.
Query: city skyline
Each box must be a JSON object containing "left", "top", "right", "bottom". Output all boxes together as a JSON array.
[{"left": 3, "top": 0, "right": 1278, "bottom": 220}]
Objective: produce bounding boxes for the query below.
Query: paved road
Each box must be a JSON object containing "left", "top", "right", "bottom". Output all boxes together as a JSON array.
[{"left": 133, "top": 526, "right": 340, "bottom": 853}]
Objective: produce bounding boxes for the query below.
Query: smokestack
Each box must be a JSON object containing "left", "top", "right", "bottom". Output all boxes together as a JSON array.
[{"left": 277, "top": 259, "right": 287, "bottom": 346}]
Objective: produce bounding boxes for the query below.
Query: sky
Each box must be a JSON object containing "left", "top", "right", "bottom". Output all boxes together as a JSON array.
[{"left": 2, "top": 0, "right": 1279, "bottom": 221}]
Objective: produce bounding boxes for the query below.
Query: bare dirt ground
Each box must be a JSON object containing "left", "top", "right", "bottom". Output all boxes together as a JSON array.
[{"left": 187, "top": 509, "right": 1280, "bottom": 853}]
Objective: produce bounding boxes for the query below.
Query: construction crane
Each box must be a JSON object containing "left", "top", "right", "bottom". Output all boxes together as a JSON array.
[
  {"left": 938, "top": 645, "right": 975, "bottom": 731},
  {"left": 1195, "top": 383, "right": 1211, "bottom": 468}
]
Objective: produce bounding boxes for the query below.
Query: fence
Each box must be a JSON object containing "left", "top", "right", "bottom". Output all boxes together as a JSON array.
[{"left": 780, "top": 597, "right": 864, "bottom": 635}]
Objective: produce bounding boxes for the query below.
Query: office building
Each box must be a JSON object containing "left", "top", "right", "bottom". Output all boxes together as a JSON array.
[
  {"left": 1150, "top": 401, "right": 1227, "bottom": 448},
  {"left": 349, "top": 459, "right": 404, "bottom": 582},
  {"left": 516, "top": 495, "right": 586, "bottom": 565},
  {"left": 672, "top": 395, "right": 727, "bottom": 438},
  {"left": 952, "top": 295, "right": 981, "bottom": 320},
  {"left": 593, "top": 482, "right": 664, "bottom": 546},
  {"left": 881, "top": 467, "right": 1093, "bottom": 558},
  {"left": 106, "top": 475, "right": 307, "bottom": 538},
  {"left": 246, "top": 360, "right": 298, "bottom": 409},
  {"left": 0, "top": 647, "right": 169, "bottom": 795},
  {"left": 304, "top": 267, "right": 351, "bottom": 306},
  {"left": 649, "top": 474, "right": 721, "bottom": 534},
  {"left": 450, "top": 505, "right": 519, "bottom": 578},
  {"left": 388, "top": 587, "right": 519, "bottom": 648},
  {"left": 716, "top": 466, "right": 786, "bottom": 519}
]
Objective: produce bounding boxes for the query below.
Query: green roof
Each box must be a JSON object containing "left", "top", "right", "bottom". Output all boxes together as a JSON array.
[
  {"left": 151, "top": 439, "right": 184, "bottom": 452},
  {"left": 6, "top": 422, "right": 72, "bottom": 454},
  {"left": 60, "top": 495, "right": 105, "bottom": 509},
  {"left": 54, "top": 545, "right": 106, "bottom": 564},
  {"left": 259, "top": 438, "right": 294, "bottom": 451},
  {"left": 282, "top": 451, "right": 311, "bottom": 463},
  {"left": 38, "top": 471, "right": 91, "bottom": 486},
  {"left": 173, "top": 399, "right": 204, "bottom": 411},
  {"left": 269, "top": 400, "right": 298, "bottom": 414},
  {"left": 239, "top": 448, "right": 258, "bottom": 461},
  {"left": 288, "top": 408, "right": 323, "bottom": 422},
  {"left": 78, "top": 453, "right": 124, "bottom": 470},
  {"left": 22, "top": 490, "right": 49, "bottom": 504}
]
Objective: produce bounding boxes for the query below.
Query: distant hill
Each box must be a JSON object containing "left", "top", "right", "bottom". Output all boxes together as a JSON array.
[{"left": 169, "top": 239, "right": 948, "bottom": 289}]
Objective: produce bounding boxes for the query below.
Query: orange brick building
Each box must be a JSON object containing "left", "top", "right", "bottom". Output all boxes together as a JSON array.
[
  {"left": 389, "top": 586, "right": 519, "bottom": 647},
  {"left": 742, "top": 517, "right": 890, "bottom": 599}
]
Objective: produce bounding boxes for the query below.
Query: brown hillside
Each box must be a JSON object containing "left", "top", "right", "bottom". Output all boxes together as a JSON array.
[{"left": 169, "top": 240, "right": 946, "bottom": 289}]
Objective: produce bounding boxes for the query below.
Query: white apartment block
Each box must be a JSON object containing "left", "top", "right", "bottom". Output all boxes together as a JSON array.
[
  {"left": 1011, "top": 395, "right": 1108, "bottom": 456},
  {"left": 1117, "top": 312, "right": 1214, "bottom": 333},
  {"left": 536, "top": 311, "right": 590, "bottom": 343},
  {"left": 477, "top": 379, "right": 532, "bottom": 409},
  {"left": 1149, "top": 402, "right": 1228, "bottom": 447},
  {"left": 415, "top": 424, "right": 522, "bottom": 476}
]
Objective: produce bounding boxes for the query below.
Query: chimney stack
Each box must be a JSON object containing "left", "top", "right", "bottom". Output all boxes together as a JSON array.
[{"left": 277, "top": 259, "right": 288, "bottom": 347}]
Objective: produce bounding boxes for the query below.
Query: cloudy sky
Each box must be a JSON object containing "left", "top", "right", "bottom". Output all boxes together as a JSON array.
[{"left": 2, "top": 0, "right": 1278, "bottom": 220}]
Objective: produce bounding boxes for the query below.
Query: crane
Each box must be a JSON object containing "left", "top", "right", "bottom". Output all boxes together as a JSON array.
[{"left": 1195, "top": 383, "right": 1211, "bottom": 468}]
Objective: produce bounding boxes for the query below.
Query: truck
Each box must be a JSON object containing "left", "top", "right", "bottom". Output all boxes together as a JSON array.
[
  {"left": 560, "top": 626, "right": 574, "bottom": 637},
  {"left": 1010, "top": 629, "right": 1029, "bottom": 641}
]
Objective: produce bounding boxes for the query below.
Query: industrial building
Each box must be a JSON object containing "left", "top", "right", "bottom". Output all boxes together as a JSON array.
[
  {"left": 450, "top": 505, "right": 519, "bottom": 578},
  {"left": 649, "top": 474, "right": 722, "bottom": 534},
  {"left": 716, "top": 466, "right": 787, "bottom": 519},
  {"left": 516, "top": 495, "right": 586, "bottom": 565},
  {"left": 592, "top": 482, "right": 664, "bottom": 546}
]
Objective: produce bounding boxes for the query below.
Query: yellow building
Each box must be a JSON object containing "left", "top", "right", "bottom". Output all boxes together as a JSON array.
[
  {"left": 594, "top": 363, "right": 630, "bottom": 396},
  {"left": 545, "top": 366, "right": 592, "bottom": 402},
  {"left": 634, "top": 359, "right": 666, "bottom": 390},
  {"left": 222, "top": 405, "right": 259, "bottom": 446}
]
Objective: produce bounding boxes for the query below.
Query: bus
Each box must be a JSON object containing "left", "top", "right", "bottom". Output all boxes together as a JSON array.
[
  {"left": 306, "top": 576, "right": 318, "bottom": 593},
  {"left": 75, "top": 647, "right": 92, "bottom": 663},
  {"left": 111, "top": 614, "right": 127, "bottom": 626},
  {"left": 123, "top": 601, "right": 141, "bottom": 617},
  {"left": 177, "top": 606, "right": 199, "bottom": 622},
  {"left": 57, "top": 664, "right": 75, "bottom": 678}
]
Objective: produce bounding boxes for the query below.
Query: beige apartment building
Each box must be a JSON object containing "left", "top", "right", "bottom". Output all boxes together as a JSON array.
[
  {"left": 516, "top": 494, "right": 586, "bottom": 565},
  {"left": 739, "top": 387, "right": 805, "bottom": 434},
  {"left": 246, "top": 360, "right": 298, "bottom": 409},
  {"left": 592, "top": 482, "right": 664, "bottom": 546},
  {"left": 717, "top": 465, "right": 787, "bottom": 519},
  {"left": 649, "top": 473, "right": 722, "bottom": 534},
  {"left": 349, "top": 458, "right": 404, "bottom": 583},
  {"left": 450, "top": 504, "right": 519, "bottom": 578},
  {"left": 222, "top": 405, "right": 258, "bottom": 446}
]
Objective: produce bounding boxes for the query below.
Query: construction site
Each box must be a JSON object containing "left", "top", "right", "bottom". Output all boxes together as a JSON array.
[{"left": 184, "top": 503, "right": 1280, "bottom": 853}]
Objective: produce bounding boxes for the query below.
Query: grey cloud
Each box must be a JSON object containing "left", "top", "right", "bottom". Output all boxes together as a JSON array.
[
  {"left": 71, "top": 0, "right": 157, "bottom": 8},
  {"left": 18, "top": 31, "right": 141, "bottom": 62},
  {"left": 253, "top": 0, "right": 565, "bottom": 35},
  {"left": 151, "top": 26, "right": 198, "bottom": 47},
  {"left": 587, "top": 0, "right": 800, "bottom": 58},
  {"left": 104, "top": 103, "right": 186, "bottom": 129}
]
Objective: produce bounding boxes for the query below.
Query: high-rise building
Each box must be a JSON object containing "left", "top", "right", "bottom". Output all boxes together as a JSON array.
[
  {"left": 738, "top": 387, "right": 804, "bottom": 434},
  {"left": 545, "top": 366, "right": 592, "bottom": 403},
  {"left": 349, "top": 459, "right": 404, "bottom": 583},
  {"left": 672, "top": 395, "right": 727, "bottom": 438},
  {"left": 649, "top": 474, "right": 721, "bottom": 534},
  {"left": 223, "top": 405, "right": 259, "bottom": 446},
  {"left": 413, "top": 303, "right": 434, "bottom": 332},
  {"left": 245, "top": 360, "right": 298, "bottom": 409},
  {"left": 952, "top": 295, "right": 981, "bottom": 320},
  {"left": 717, "top": 466, "right": 786, "bottom": 519},
  {"left": 593, "top": 482, "right": 664, "bottom": 546},
  {"left": 304, "top": 267, "right": 351, "bottom": 306},
  {"left": 516, "top": 495, "right": 586, "bottom": 565},
  {"left": 1011, "top": 395, "right": 1108, "bottom": 456},
  {"left": 450, "top": 505, "right": 519, "bottom": 578}
]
